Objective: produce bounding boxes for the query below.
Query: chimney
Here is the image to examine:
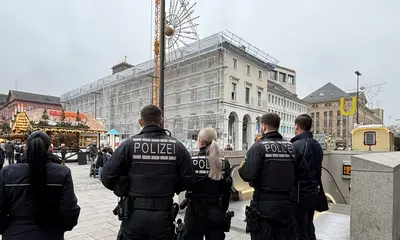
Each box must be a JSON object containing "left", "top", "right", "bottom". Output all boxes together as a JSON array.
[{"left": 111, "top": 61, "right": 134, "bottom": 75}]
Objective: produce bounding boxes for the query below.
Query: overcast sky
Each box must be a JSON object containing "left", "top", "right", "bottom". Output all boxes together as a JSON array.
[{"left": 0, "top": 0, "right": 399, "bottom": 123}]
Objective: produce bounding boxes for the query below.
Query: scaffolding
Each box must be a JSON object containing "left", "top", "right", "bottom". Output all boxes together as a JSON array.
[{"left": 61, "top": 31, "right": 278, "bottom": 146}]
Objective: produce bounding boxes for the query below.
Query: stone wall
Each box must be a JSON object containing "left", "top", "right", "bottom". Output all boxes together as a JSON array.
[{"left": 350, "top": 152, "right": 400, "bottom": 240}]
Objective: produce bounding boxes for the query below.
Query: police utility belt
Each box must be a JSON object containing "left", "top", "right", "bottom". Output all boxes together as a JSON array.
[
  {"left": 131, "top": 197, "right": 173, "bottom": 211},
  {"left": 253, "top": 190, "right": 294, "bottom": 202}
]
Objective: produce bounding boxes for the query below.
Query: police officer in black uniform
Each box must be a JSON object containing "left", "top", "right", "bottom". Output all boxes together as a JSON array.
[
  {"left": 101, "top": 105, "right": 196, "bottom": 240},
  {"left": 239, "top": 113, "right": 296, "bottom": 240},
  {"left": 183, "top": 127, "right": 232, "bottom": 240}
]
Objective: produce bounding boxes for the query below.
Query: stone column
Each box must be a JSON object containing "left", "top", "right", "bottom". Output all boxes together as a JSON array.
[
  {"left": 249, "top": 121, "right": 256, "bottom": 146},
  {"left": 236, "top": 120, "right": 243, "bottom": 151},
  {"left": 350, "top": 152, "right": 400, "bottom": 240}
]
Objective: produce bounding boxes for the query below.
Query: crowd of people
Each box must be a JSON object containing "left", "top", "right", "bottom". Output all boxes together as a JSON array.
[{"left": 0, "top": 104, "right": 324, "bottom": 240}]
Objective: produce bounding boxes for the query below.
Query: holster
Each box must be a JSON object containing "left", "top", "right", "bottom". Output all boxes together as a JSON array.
[
  {"left": 224, "top": 211, "right": 235, "bottom": 232},
  {"left": 171, "top": 203, "right": 179, "bottom": 221},
  {"left": 218, "top": 195, "right": 230, "bottom": 212},
  {"left": 113, "top": 197, "right": 133, "bottom": 221},
  {"left": 245, "top": 206, "right": 260, "bottom": 233}
]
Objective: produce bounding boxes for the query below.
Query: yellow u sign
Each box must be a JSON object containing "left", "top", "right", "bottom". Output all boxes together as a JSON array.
[{"left": 340, "top": 96, "right": 356, "bottom": 116}]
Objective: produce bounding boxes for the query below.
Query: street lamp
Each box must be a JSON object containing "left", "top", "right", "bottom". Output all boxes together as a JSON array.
[{"left": 355, "top": 71, "right": 361, "bottom": 124}]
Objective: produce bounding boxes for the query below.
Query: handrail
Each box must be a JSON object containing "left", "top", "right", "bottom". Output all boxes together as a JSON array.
[{"left": 322, "top": 166, "right": 348, "bottom": 204}]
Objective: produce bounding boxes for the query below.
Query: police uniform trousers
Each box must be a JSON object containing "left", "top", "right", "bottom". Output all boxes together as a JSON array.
[
  {"left": 184, "top": 205, "right": 225, "bottom": 240},
  {"left": 119, "top": 209, "right": 175, "bottom": 240},
  {"left": 250, "top": 199, "right": 296, "bottom": 240}
]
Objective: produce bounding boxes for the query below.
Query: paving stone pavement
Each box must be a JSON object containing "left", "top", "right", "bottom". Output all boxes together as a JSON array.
[
  {"left": 65, "top": 163, "right": 250, "bottom": 240},
  {"left": 1, "top": 162, "right": 349, "bottom": 240}
]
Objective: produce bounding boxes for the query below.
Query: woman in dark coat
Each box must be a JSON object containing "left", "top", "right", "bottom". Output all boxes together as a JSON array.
[{"left": 0, "top": 131, "right": 80, "bottom": 239}]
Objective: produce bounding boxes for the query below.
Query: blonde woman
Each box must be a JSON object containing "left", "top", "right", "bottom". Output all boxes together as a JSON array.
[{"left": 184, "top": 127, "right": 232, "bottom": 240}]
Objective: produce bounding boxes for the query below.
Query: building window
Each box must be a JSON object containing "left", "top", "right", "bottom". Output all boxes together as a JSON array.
[
  {"left": 245, "top": 87, "right": 250, "bottom": 104},
  {"left": 231, "top": 82, "right": 237, "bottom": 101},
  {"left": 364, "top": 132, "right": 376, "bottom": 145},
  {"left": 207, "top": 85, "right": 216, "bottom": 99},
  {"left": 175, "top": 93, "right": 181, "bottom": 104},
  {"left": 191, "top": 89, "right": 198, "bottom": 101},
  {"left": 191, "top": 63, "right": 196, "bottom": 73},
  {"left": 279, "top": 73, "right": 286, "bottom": 82},
  {"left": 257, "top": 91, "right": 262, "bottom": 107},
  {"left": 174, "top": 116, "right": 183, "bottom": 129},
  {"left": 337, "top": 110, "right": 341, "bottom": 137},
  {"left": 316, "top": 112, "right": 320, "bottom": 134},
  {"left": 246, "top": 65, "right": 251, "bottom": 75},
  {"left": 268, "top": 94, "right": 271, "bottom": 102},
  {"left": 269, "top": 70, "right": 277, "bottom": 80},
  {"left": 233, "top": 58, "right": 237, "bottom": 69},
  {"left": 323, "top": 111, "right": 327, "bottom": 134},
  {"left": 258, "top": 70, "right": 263, "bottom": 79},
  {"left": 329, "top": 111, "right": 333, "bottom": 134},
  {"left": 288, "top": 75, "right": 295, "bottom": 84},
  {"left": 271, "top": 95, "right": 274, "bottom": 104},
  {"left": 208, "top": 57, "right": 215, "bottom": 68}
]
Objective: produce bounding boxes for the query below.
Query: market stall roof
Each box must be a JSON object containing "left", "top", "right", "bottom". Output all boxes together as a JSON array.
[
  {"left": 26, "top": 108, "right": 106, "bottom": 133},
  {"left": 107, "top": 129, "right": 119, "bottom": 135}
]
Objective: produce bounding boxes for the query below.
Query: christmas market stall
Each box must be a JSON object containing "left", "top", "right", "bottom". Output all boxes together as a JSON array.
[{"left": 24, "top": 108, "right": 105, "bottom": 150}]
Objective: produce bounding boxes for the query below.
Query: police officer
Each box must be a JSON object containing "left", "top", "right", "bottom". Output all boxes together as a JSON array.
[
  {"left": 101, "top": 105, "right": 196, "bottom": 240},
  {"left": 239, "top": 113, "right": 296, "bottom": 240},
  {"left": 183, "top": 127, "right": 232, "bottom": 240}
]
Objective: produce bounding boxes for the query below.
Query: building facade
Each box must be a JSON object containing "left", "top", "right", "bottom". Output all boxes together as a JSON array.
[
  {"left": 61, "top": 31, "right": 301, "bottom": 150},
  {"left": 267, "top": 80, "right": 307, "bottom": 138},
  {"left": 0, "top": 90, "right": 62, "bottom": 122},
  {"left": 303, "top": 82, "right": 383, "bottom": 147}
]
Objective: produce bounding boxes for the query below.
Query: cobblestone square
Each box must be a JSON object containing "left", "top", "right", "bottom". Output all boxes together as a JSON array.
[{"left": 65, "top": 163, "right": 250, "bottom": 240}]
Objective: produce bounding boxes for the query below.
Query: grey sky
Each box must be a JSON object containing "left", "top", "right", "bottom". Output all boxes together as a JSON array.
[{"left": 0, "top": 0, "right": 399, "bottom": 123}]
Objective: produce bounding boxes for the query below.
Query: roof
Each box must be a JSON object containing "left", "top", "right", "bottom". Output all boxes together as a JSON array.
[
  {"left": 267, "top": 80, "right": 305, "bottom": 104},
  {"left": 111, "top": 61, "right": 133, "bottom": 69},
  {"left": 0, "top": 94, "right": 7, "bottom": 105},
  {"left": 302, "top": 82, "right": 349, "bottom": 103},
  {"left": 107, "top": 129, "right": 120, "bottom": 135},
  {"left": 8, "top": 90, "right": 61, "bottom": 106},
  {"left": 25, "top": 108, "right": 105, "bottom": 132}
]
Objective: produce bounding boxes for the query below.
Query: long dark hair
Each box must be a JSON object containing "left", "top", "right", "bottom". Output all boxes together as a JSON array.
[{"left": 27, "top": 131, "right": 50, "bottom": 221}]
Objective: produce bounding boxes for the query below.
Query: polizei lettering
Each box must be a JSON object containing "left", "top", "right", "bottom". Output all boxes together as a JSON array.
[
  {"left": 192, "top": 157, "right": 210, "bottom": 170},
  {"left": 262, "top": 141, "right": 294, "bottom": 154},
  {"left": 133, "top": 142, "right": 176, "bottom": 155}
]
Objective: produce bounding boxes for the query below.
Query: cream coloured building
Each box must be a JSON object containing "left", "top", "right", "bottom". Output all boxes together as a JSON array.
[
  {"left": 61, "top": 31, "right": 303, "bottom": 150},
  {"left": 303, "top": 82, "right": 383, "bottom": 147}
]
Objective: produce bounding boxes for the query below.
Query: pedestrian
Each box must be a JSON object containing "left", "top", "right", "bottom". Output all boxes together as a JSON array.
[
  {"left": 4, "top": 141, "right": 15, "bottom": 165},
  {"left": 183, "top": 127, "right": 232, "bottom": 239},
  {"left": 0, "top": 146, "right": 4, "bottom": 171},
  {"left": 60, "top": 143, "right": 67, "bottom": 165},
  {"left": 239, "top": 113, "right": 296, "bottom": 240},
  {"left": 102, "top": 148, "right": 111, "bottom": 165},
  {"left": 0, "top": 131, "right": 80, "bottom": 239},
  {"left": 96, "top": 150, "right": 104, "bottom": 180},
  {"left": 14, "top": 142, "right": 21, "bottom": 163},
  {"left": 101, "top": 104, "right": 196, "bottom": 240},
  {"left": 89, "top": 142, "right": 98, "bottom": 163},
  {"left": 291, "top": 114, "right": 324, "bottom": 240}
]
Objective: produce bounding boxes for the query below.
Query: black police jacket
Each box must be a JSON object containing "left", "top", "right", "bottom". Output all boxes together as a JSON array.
[
  {"left": 187, "top": 147, "right": 232, "bottom": 199},
  {"left": 0, "top": 162, "right": 80, "bottom": 239},
  {"left": 18, "top": 153, "right": 61, "bottom": 164},
  {"left": 291, "top": 131, "right": 324, "bottom": 198},
  {"left": 101, "top": 125, "right": 196, "bottom": 199},
  {"left": 239, "top": 131, "right": 296, "bottom": 199}
]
